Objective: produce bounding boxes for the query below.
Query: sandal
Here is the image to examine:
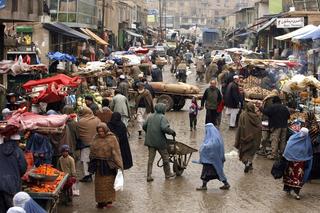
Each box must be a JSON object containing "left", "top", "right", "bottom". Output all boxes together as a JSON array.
[{"left": 196, "top": 186, "right": 207, "bottom": 191}]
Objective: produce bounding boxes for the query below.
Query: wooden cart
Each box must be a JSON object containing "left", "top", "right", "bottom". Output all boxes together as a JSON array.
[
  {"left": 26, "top": 174, "right": 69, "bottom": 213},
  {"left": 155, "top": 91, "right": 202, "bottom": 111}
]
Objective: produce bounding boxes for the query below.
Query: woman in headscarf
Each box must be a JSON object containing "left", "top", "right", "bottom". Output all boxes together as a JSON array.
[
  {"left": 107, "top": 112, "right": 133, "bottom": 170},
  {"left": 305, "top": 112, "right": 320, "bottom": 179},
  {"left": 59, "top": 105, "right": 79, "bottom": 157},
  {"left": 88, "top": 123, "right": 123, "bottom": 209},
  {"left": 196, "top": 123, "right": 230, "bottom": 191},
  {"left": 283, "top": 127, "right": 313, "bottom": 200},
  {"left": 235, "top": 102, "right": 262, "bottom": 173},
  {"left": 12, "top": 191, "right": 46, "bottom": 213},
  {"left": 77, "top": 106, "right": 101, "bottom": 182}
]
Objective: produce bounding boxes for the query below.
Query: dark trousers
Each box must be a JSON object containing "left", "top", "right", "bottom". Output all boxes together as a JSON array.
[
  {"left": 0, "top": 191, "right": 13, "bottom": 213},
  {"left": 205, "top": 109, "right": 218, "bottom": 125},
  {"left": 189, "top": 114, "right": 197, "bottom": 128}
]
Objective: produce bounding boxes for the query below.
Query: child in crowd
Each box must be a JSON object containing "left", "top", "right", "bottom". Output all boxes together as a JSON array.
[
  {"left": 189, "top": 97, "right": 199, "bottom": 131},
  {"left": 57, "top": 145, "right": 76, "bottom": 205}
]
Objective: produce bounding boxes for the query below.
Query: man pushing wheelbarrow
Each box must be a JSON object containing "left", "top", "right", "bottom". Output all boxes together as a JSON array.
[
  {"left": 143, "top": 103, "right": 176, "bottom": 182},
  {"left": 143, "top": 103, "right": 197, "bottom": 182}
]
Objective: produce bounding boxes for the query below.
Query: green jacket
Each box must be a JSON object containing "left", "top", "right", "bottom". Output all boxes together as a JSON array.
[{"left": 143, "top": 103, "right": 175, "bottom": 150}]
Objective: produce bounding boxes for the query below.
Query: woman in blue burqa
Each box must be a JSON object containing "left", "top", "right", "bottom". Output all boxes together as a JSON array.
[
  {"left": 196, "top": 123, "right": 230, "bottom": 190},
  {"left": 283, "top": 127, "right": 313, "bottom": 200}
]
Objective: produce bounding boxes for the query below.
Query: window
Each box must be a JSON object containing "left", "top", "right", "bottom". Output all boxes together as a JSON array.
[
  {"left": 28, "top": 0, "right": 33, "bottom": 14},
  {"left": 12, "top": 0, "right": 18, "bottom": 12}
]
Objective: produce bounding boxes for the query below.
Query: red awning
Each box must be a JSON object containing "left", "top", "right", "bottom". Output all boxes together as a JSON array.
[{"left": 23, "top": 74, "right": 80, "bottom": 91}]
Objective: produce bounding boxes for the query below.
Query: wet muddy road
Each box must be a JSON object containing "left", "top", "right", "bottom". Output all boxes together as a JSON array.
[{"left": 59, "top": 66, "right": 320, "bottom": 213}]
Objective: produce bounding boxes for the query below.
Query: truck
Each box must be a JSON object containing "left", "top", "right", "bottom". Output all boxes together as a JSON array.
[{"left": 202, "top": 28, "right": 220, "bottom": 48}]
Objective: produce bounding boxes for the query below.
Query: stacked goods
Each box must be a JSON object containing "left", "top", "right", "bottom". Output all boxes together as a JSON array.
[
  {"left": 156, "top": 57, "right": 168, "bottom": 66},
  {"left": 149, "top": 82, "right": 166, "bottom": 92},
  {"left": 242, "top": 76, "right": 261, "bottom": 89},
  {"left": 149, "top": 82, "right": 200, "bottom": 94},
  {"left": 26, "top": 164, "right": 66, "bottom": 193},
  {"left": 282, "top": 75, "right": 320, "bottom": 93},
  {"left": 244, "top": 86, "right": 273, "bottom": 100},
  {"left": 289, "top": 112, "right": 307, "bottom": 123}
]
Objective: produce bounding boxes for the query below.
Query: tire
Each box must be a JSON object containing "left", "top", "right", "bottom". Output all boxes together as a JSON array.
[
  {"left": 157, "top": 94, "right": 174, "bottom": 111},
  {"left": 172, "top": 96, "right": 186, "bottom": 111},
  {"left": 173, "top": 160, "right": 184, "bottom": 176}
]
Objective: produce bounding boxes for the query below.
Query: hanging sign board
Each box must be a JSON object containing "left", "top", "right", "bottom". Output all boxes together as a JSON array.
[{"left": 277, "top": 17, "right": 305, "bottom": 28}]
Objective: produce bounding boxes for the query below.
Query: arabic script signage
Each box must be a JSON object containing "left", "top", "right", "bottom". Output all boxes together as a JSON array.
[{"left": 277, "top": 17, "right": 305, "bottom": 28}]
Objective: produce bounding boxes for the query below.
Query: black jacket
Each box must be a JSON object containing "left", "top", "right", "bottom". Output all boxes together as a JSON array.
[
  {"left": 263, "top": 103, "right": 290, "bottom": 128},
  {"left": 224, "top": 82, "right": 241, "bottom": 109},
  {"left": 0, "top": 141, "right": 27, "bottom": 195}
]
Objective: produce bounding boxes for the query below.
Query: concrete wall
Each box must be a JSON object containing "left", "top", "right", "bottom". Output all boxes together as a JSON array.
[
  {"left": 0, "top": 0, "right": 42, "bottom": 22},
  {"left": 32, "top": 24, "right": 50, "bottom": 65}
]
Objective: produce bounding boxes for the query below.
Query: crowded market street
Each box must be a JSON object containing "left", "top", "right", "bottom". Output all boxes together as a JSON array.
[{"left": 59, "top": 67, "right": 320, "bottom": 213}]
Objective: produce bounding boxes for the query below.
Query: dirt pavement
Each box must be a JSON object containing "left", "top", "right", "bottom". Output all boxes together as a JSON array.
[{"left": 59, "top": 65, "right": 320, "bottom": 213}]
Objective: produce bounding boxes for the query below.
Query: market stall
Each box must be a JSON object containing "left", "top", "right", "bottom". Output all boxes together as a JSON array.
[{"left": 23, "top": 165, "right": 68, "bottom": 213}]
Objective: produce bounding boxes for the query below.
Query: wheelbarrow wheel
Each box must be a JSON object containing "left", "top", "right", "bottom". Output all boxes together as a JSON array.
[{"left": 173, "top": 161, "right": 184, "bottom": 176}]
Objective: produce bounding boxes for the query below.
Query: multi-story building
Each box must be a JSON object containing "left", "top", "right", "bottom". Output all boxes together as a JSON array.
[
  {"left": 146, "top": 0, "right": 257, "bottom": 29},
  {"left": 0, "top": 0, "right": 43, "bottom": 60}
]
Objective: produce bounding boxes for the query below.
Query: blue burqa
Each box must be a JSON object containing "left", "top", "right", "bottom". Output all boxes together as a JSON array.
[
  {"left": 283, "top": 132, "right": 313, "bottom": 183},
  {"left": 199, "top": 123, "right": 227, "bottom": 182}
]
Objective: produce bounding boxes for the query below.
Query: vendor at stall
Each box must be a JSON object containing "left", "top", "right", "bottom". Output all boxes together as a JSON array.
[
  {"left": 6, "top": 93, "right": 19, "bottom": 111},
  {"left": 85, "top": 96, "right": 99, "bottom": 116}
]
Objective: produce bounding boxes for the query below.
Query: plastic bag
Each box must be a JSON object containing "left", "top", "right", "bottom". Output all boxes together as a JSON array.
[
  {"left": 114, "top": 170, "right": 124, "bottom": 191},
  {"left": 72, "top": 182, "right": 80, "bottom": 196}
]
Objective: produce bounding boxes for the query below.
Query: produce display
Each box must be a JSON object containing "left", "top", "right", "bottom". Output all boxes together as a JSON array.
[
  {"left": 77, "top": 92, "right": 103, "bottom": 108},
  {"left": 244, "top": 86, "right": 273, "bottom": 100},
  {"left": 25, "top": 164, "right": 66, "bottom": 193}
]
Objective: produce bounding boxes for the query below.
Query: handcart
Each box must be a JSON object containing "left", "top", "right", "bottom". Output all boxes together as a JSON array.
[{"left": 158, "top": 137, "right": 197, "bottom": 176}]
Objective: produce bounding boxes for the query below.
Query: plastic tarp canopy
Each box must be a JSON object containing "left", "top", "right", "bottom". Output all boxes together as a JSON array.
[
  {"left": 80, "top": 28, "right": 108, "bottom": 45},
  {"left": 275, "top": 25, "right": 317, "bottom": 40},
  {"left": 23, "top": 74, "right": 80, "bottom": 91},
  {"left": 292, "top": 26, "right": 320, "bottom": 41},
  {"left": 47, "top": 52, "right": 77, "bottom": 63},
  {"left": 43, "top": 22, "right": 90, "bottom": 40},
  {"left": 125, "top": 30, "right": 144, "bottom": 38},
  {"left": 257, "top": 18, "right": 276, "bottom": 33}
]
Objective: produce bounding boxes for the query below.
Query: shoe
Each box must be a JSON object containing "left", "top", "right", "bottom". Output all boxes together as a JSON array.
[
  {"left": 295, "top": 194, "right": 301, "bottom": 200},
  {"left": 190, "top": 128, "right": 193, "bottom": 131},
  {"left": 267, "top": 155, "right": 275, "bottom": 160},
  {"left": 219, "top": 183, "right": 230, "bottom": 190},
  {"left": 257, "top": 149, "right": 267, "bottom": 156},
  {"left": 244, "top": 164, "right": 250, "bottom": 173},
  {"left": 165, "top": 173, "right": 176, "bottom": 179},
  {"left": 96, "top": 203, "right": 106, "bottom": 209},
  {"left": 79, "top": 175, "right": 92, "bottom": 183},
  {"left": 147, "top": 177, "right": 154, "bottom": 182},
  {"left": 229, "top": 126, "right": 236, "bottom": 130},
  {"left": 249, "top": 163, "right": 253, "bottom": 171},
  {"left": 196, "top": 186, "right": 207, "bottom": 191}
]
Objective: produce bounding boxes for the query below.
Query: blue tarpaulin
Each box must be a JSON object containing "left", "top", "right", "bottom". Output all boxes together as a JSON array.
[
  {"left": 47, "top": 52, "right": 77, "bottom": 63},
  {"left": 293, "top": 26, "right": 320, "bottom": 41}
]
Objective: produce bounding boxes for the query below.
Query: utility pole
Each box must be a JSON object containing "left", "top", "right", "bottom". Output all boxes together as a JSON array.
[
  {"left": 101, "top": 0, "right": 105, "bottom": 34},
  {"left": 164, "top": 0, "right": 166, "bottom": 39},
  {"left": 159, "top": 0, "right": 162, "bottom": 41}
]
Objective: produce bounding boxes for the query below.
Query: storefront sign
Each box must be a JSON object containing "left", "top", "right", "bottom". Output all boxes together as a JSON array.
[
  {"left": 0, "top": 0, "right": 6, "bottom": 9},
  {"left": 277, "top": 17, "right": 305, "bottom": 28},
  {"left": 147, "top": 15, "right": 156, "bottom": 23}
]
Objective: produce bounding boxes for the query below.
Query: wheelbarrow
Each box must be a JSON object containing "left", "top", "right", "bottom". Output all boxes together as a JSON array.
[{"left": 157, "top": 137, "right": 197, "bottom": 176}]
